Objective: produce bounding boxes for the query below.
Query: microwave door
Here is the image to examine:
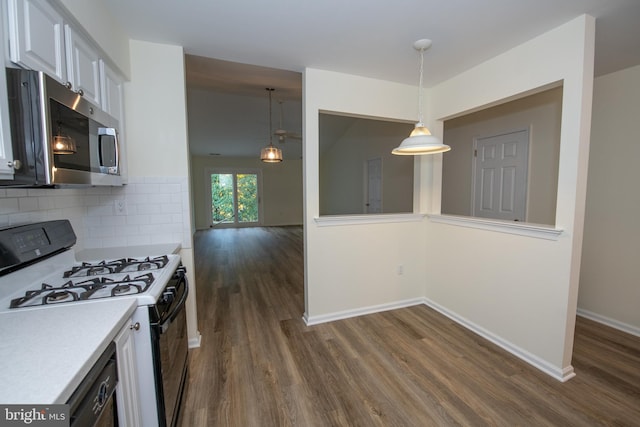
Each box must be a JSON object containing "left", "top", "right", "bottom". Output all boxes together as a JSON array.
[{"left": 98, "top": 127, "right": 119, "bottom": 175}]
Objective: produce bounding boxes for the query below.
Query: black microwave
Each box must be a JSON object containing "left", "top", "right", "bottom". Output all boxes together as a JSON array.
[{"left": 3, "top": 68, "right": 121, "bottom": 187}]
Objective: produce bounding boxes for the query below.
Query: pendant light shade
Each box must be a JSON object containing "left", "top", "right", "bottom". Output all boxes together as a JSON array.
[
  {"left": 52, "top": 122, "right": 77, "bottom": 155},
  {"left": 392, "top": 39, "right": 450, "bottom": 155},
  {"left": 260, "top": 88, "right": 283, "bottom": 163},
  {"left": 260, "top": 145, "right": 282, "bottom": 162}
]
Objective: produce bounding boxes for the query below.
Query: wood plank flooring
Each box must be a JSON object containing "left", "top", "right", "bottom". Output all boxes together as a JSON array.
[{"left": 180, "top": 226, "right": 640, "bottom": 426}]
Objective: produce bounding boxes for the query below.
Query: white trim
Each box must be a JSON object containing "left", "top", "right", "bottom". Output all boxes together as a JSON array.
[
  {"left": 422, "top": 297, "right": 575, "bottom": 382},
  {"left": 577, "top": 308, "right": 640, "bottom": 338},
  {"left": 302, "top": 298, "right": 424, "bottom": 326},
  {"left": 314, "top": 213, "right": 425, "bottom": 227},
  {"left": 188, "top": 332, "right": 202, "bottom": 348},
  {"left": 428, "top": 214, "right": 563, "bottom": 240}
]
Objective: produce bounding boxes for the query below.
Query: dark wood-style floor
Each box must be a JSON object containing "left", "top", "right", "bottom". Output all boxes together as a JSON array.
[{"left": 180, "top": 226, "right": 640, "bottom": 426}]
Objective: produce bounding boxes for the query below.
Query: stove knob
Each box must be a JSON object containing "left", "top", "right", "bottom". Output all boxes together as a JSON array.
[{"left": 162, "top": 291, "right": 175, "bottom": 304}]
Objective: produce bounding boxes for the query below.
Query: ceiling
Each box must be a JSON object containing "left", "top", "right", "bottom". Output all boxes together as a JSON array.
[{"left": 103, "top": 0, "right": 640, "bottom": 159}]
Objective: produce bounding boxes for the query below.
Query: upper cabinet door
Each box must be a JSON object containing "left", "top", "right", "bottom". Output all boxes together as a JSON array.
[
  {"left": 7, "top": 0, "right": 67, "bottom": 83},
  {"left": 65, "top": 25, "right": 101, "bottom": 106},
  {"left": 100, "top": 60, "right": 124, "bottom": 120}
]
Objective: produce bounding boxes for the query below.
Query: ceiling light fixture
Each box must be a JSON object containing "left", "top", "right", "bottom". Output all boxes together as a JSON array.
[
  {"left": 260, "top": 88, "right": 283, "bottom": 163},
  {"left": 392, "top": 39, "right": 450, "bottom": 155},
  {"left": 52, "top": 122, "right": 77, "bottom": 155}
]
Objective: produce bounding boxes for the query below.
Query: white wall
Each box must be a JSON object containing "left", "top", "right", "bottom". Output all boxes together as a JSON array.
[
  {"left": 190, "top": 155, "right": 303, "bottom": 229},
  {"left": 579, "top": 64, "right": 640, "bottom": 335},
  {"left": 304, "top": 15, "right": 594, "bottom": 381},
  {"left": 304, "top": 69, "right": 432, "bottom": 322},
  {"left": 57, "top": 0, "right": 130, "bottom": 77},
  {"left": 425, "top": 15, "right": 595, "bottom": 380},
  {"left": 125, "top": 40, "right": 200, "bottom": 346}
]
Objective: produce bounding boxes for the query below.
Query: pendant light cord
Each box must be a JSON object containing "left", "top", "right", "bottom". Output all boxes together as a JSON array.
[
  {"left": 267, "top": 88, "right": 274, "bottom": 146},
  {"left": 417, "top": 48, "right": 424, "bottom": 124}
]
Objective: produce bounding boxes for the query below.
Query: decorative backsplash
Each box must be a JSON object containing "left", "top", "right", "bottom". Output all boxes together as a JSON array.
[{"left": 0, "top": 176, "right": 192, "bottom": 251}]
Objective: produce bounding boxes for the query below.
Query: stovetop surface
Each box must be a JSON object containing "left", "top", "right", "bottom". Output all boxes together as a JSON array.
[{"left": 0, "top": 250, "right": 180, "bottom": 311}]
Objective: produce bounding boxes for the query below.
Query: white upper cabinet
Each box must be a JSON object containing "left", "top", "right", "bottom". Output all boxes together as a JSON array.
[
  {"left": 6, "top": 0, "right": 124, "bottom": 113},
  {"left": 100, "top": 61, "right": 124, "bottom": 120},
  {"left": 65, "top": 25, "right": 101, "bottom": 106},
  {"left": 7, "top": 0, "right": 67, "bottom": 83}
]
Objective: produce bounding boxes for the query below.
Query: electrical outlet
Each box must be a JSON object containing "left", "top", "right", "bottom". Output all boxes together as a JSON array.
[{"left": 115, "top": 199, "right": 127, "bottom": 215}]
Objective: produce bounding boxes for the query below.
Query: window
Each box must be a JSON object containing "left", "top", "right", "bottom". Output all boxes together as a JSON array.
[
  {"left": 207, "top": 169, "right": 262, "bottom": 227},
  {"left": 319, "top": 113, "right": 414, "bottom": 216},
  {"left": 442, "top": 86, "right": 562, "bottom": 226}
]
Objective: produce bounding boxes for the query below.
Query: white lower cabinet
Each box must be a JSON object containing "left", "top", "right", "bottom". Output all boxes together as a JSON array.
[{"left": 115, "top": 314, "right": 143, "bottom": 427}]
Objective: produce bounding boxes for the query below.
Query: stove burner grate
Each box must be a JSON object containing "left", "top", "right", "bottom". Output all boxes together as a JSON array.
[
  {"left": 63, "top": 256, "right": 169, "bottom": 278},
  {"left": 9, "top": 273, "right": 156, "bottom": 308}
]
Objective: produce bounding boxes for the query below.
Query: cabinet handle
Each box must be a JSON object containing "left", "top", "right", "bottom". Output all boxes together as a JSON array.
[{"left": 130, "top": 322, "right": 140, "bottom": 331}]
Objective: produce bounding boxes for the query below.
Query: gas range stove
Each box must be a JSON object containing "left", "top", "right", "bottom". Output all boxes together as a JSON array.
[
  {"left": 0, "top": 220, "right": 181, "bottom": 311},
  {"left": 0, "top": 220, "right": 189, "bottom": 426}
]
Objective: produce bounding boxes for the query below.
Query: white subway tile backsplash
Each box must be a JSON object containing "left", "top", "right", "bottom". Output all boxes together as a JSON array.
[
  {"left": 38, "top": 196, "right": 57, "bottom": 210},
  {"left": 1, "top": 176, "right": 192, "bottom": 250},
  {"left": 5, "top": 189, "right": 28, "bottom": 197},
  {"left": 0, "top": 198, "right": 19, "bottom": 214},
  {"left": 18, "top": 197, "right": 39, "bottom": 212}
]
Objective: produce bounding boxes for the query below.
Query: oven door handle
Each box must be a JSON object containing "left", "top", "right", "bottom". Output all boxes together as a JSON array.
[{"left": 159, "top": 274, "right": 189, "bottom": 333}]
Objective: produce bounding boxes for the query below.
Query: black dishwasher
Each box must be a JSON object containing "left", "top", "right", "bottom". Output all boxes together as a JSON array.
[{"left": 66, "top": 342, "right": 118, "bottom": 427}]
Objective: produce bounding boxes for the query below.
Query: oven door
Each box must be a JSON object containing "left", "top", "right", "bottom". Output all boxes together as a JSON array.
[{"left": 150, "top": 268, "right": 189, "bottom": 427}]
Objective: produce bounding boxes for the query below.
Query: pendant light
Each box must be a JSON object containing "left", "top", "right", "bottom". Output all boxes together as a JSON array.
[
  {"left": 392, "top": 39, "right": 450, "bottom": 155},
  {"left": 260, "top": 88, "right": 283, "bottom": 163},
  {"left": 52, "top": 122, "right": 77, "bottom": 155}
]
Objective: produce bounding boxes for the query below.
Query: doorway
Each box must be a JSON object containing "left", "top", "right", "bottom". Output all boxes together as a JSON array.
[{"left": 207, "top": 169, "right": 263, "bottom": 228}]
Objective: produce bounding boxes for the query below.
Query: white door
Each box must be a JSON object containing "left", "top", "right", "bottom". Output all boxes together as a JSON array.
[
  {"left": 366, "top": 157, "right": 382, "bottom": 213},
  {"left": 473, "top": 129, "right": 529, "bottom": 221}
]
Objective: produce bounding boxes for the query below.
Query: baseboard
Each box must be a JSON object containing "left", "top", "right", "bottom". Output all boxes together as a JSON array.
[
  {"left": 303, "top": 297, "right": 576, "bottom": 382},
  {"left": 576, "top": 308, "right": 640, "bottom": 338},
  {"left": 422, "top": 298, "right": 575, "bottom": 382},
  {"left": 303, "top": 298, "right": 425, "bottom": 326},
  {"left": 188, "top": 331, "right": 202, "bottom": 348}
]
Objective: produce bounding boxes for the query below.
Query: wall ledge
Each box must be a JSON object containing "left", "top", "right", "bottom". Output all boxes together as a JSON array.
[
  {"left": 428, "top": 214, "right": 564, "bottom": 240},
  {"left": 314, "top": 213, "right": 425, "bottom": 227}
]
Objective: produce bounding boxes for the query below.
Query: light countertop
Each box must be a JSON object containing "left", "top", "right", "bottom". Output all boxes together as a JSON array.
[
  {"left": 0, "top": 299, "right": 137, "bottom": 404},
  {"left": 75, "top": 243, "right": 181, "bottom": 261}
]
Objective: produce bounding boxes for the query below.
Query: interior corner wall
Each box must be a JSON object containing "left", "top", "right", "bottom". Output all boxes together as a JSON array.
[
  {"left": 578, "top": 64, "right": 640, "bottom": 334},
  {"left": 304, "top": 69, "right": 430, "bottom": 321},
  {"left": 190, "top": 155, "right": 303, "bottom": 229},
  {"left": 424, "top": 15, "right": 595, "bottom": 380}
]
